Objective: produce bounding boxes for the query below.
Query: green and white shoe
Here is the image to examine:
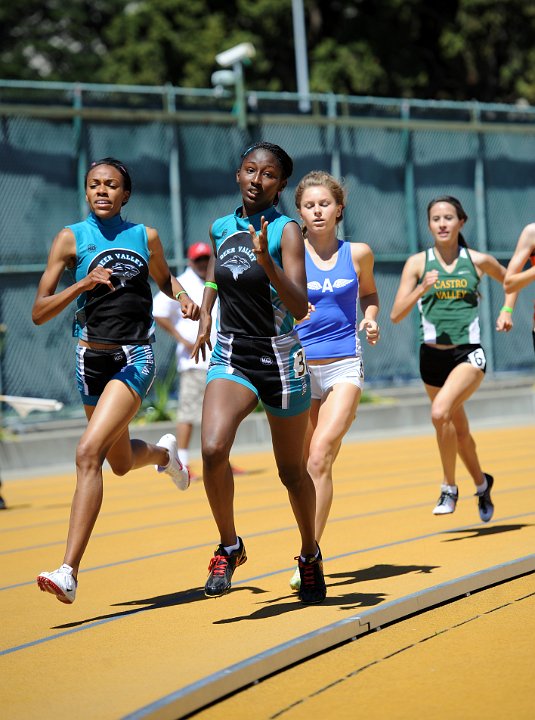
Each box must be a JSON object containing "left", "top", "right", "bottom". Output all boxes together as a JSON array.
[{"left": 289, "top": 565, "right": 301, "bottom": 592}]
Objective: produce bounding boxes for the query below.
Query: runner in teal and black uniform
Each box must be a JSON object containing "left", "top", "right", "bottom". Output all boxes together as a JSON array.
[
  {"left": 193, "top": 142, "right": 326, "bottom": 605},
  {"left": 32, "top": 158, "right": 199, "bottom": 605}
]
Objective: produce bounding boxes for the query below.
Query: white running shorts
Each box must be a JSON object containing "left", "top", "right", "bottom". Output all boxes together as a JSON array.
[{"left": 308, "top": 356, "right": 364, "bottom": 400}]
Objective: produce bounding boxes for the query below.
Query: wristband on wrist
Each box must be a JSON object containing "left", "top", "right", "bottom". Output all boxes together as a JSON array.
[
  {"left": 500, "top": 305, "right": 513, "bottom": 314},
  {"left": 175, "top": 290, "right": 188, "bottom": 300},
  {"left": 205, "top": 281, "right": 218, "bottom": 290}
]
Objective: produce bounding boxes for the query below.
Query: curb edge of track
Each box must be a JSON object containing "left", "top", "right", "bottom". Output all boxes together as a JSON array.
[{"left": 122, "top": 553, "right": 535, "bottom": 720}]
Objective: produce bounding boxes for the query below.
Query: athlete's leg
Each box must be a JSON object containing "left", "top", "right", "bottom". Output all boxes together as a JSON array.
[
  {"left": 424, "top": 363, "right": 484, "bottom": 486},
  {"left": 64, "top": 379, "right": 164, "bottom": 576},
  {"left": 308, "top": 383, "right": 361, "bottom": 541},
  {"left": 448, "top": 405, "right": 485, "bottom": 487},
  {"left": 266, "top": 408, "right": 317, "bottom": 557},
  {"left": 201, "top": 378, "right": 258, "bottom": 546}
]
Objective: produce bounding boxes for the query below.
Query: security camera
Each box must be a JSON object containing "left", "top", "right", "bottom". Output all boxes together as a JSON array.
[
  {"left": 211, "top": 70, "right": 236, "bottom": 87},
  {"left": 215, "top": 42, "right": 256, "bottom": 68}
]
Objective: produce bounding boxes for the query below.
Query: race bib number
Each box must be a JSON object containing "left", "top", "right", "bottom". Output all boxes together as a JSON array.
[
  {"left": 293, "top": 348, "right": 308, "bottom": 378},
  {"left": 467, "top": 347, "right": 486, "bottom": 371}
]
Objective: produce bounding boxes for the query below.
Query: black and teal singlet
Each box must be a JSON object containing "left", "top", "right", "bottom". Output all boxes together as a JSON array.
[
  {"left": 208, "top": 205, "right": 310, "bottom": 416},
  {"left": 69, "top": 212, "right": 155, "bottom": 344},
  {"left": 418, "top": 247, "right": 480, "bottom": 345},
  {"left": 212, "top": 205, "right": 297, "bottom": 336}
]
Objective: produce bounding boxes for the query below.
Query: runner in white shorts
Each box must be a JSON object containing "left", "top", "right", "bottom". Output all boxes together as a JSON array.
[{"left": 292, "top": 170, "right": 380, "bottom": 591}]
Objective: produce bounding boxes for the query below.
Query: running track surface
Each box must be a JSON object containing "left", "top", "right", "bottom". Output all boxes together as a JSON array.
[{"left": 1, "top": 425, "right": 534, "bottom": 719}]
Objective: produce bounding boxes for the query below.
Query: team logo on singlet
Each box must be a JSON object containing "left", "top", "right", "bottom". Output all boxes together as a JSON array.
[
  {"left": 110, "top": 262, "right": 141, "bottom": 287},
  {"left": 221, "top": 255, "right": 251, "bottom": 280},
  {"left": 308, "top": 278, "right": 354, "bottom": 293},
  {"left": 218, "top": 231, "right": 258, "bottom": 281},
  {"left": 88, "top": 249, "right": 146, "bottom": 289}
]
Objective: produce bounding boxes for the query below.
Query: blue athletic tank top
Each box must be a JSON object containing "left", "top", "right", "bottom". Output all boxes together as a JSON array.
[
  {"left": 296, "top": 240, "right": 361, "bottom": 359},
  {"left": 68, "top": 212, "right": 155, "bottom": 344},
  {"left": 212, "top": 205, "right": 298, "bottom": 337}
]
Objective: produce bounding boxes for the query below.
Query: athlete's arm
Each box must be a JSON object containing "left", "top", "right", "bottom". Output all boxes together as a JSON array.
[
  {"left": 147, "top": 226, "right": 199, "bottom": 320},
  {"left": 504, "top": 224, "right": 535, "bottom": 293},
  {"left": 250, "top": 219, "right": 308, "bottom": 320},
  {"left": 390, "top": 252, "right": 435, "bottom": 324},
  {"left": 352, "top": 243, "right": 380, "bottom": 345},
  {"left": 192, "top": 230, "right": 217, "bottom": 363},
  {"left": 32, "top": 228, "right": 114, "bottom": 325},
  {"left": 473, "top": 250, "right": 517, "bottom": 332}
]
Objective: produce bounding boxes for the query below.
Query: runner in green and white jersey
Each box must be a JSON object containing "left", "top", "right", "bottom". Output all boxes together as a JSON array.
[{"left": 390, "top": 196, "right": 517, "bottom": 522}]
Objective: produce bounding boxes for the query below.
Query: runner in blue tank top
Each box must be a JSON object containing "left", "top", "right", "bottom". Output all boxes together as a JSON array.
[
  {"left": 32, "top": 158, "right": 199, "bottom": 605},
  {"left": 193, "top": 142, "right": 326, "bottom": 605},
  {"left": 391, "top": 196, "right": 517, "bottom": 523},
  {"left": 290, "top": 171, "right": 380, "bottom": 592}
]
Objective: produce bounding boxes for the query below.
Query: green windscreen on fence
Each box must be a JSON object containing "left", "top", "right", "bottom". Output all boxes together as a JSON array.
[{"left": 0, "top": 82, "right": 533, "bottom": 416}]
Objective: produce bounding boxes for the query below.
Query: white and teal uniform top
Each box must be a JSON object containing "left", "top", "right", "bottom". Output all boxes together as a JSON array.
[
  {"left": 68, "top": 212, "right": 155, "bottom": 344},
  {"left": 418, "top": 246, "right": 480, "bottom": 345},
  {"left": 212, "top": 205, "right": 298, "bottom": 337}
]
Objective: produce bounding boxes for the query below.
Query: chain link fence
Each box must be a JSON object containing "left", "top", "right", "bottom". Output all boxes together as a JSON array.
[{"left": 0, "top": 82, "right": 533, "bottom": 420}]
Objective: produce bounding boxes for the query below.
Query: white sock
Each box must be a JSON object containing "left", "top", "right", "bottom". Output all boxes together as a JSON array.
[
  {"left": 300, "top": 547, "right": 320, "bottom": 562},
  {"left": 441, "top": 484, "right": 458, "bottom": 495},
  {"left": 178, "top": 449, "right": 189, "bottom": 467},
  {"left": 476, "top": 477, "right": 488, "bottom": 494},
  {"left": 223, "top": 539, "right": 240, "bottom": 554}
]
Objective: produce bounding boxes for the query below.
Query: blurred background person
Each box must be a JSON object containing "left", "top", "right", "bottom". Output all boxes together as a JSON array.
[
  {"left": 153, "top": 242, "right": 215, "bottom": 481},
  {"left": 153, "top": 242, "right": 245, "bottom": 480}
]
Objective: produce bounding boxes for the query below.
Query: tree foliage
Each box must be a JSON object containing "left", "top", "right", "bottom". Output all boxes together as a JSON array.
[{"left": 1, "top": 0, "right": 534, "bottom": 102}]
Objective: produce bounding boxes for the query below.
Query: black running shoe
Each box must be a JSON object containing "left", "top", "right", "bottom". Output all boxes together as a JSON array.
[
  {"left": 476, "top": 473, "right": 494, "bottom": 523},
  {"left": 296, "top": 545, "right": 327, "bottom": 605},
  {"left": 204, "top": 537, "right": 247, "bottom": 598}
]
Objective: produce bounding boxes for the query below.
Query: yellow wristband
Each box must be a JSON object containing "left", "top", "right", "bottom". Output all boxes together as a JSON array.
[
  {"left": 205, "top": 281, "right": 218, "bottom": 291},
  {"left": 500, "top": 305, "right": 513, "bottom": 314},
  {"left": 175, "top": 290, "right": 188, "bottom": 300}
]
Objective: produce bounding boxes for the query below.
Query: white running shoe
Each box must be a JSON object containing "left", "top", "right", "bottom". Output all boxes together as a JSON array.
[
  {"left": 432, "top": 485, "right": 458, "bottom": 515},
  {"left": 156, "top": 434, "right": 190, "bottom": 491},
  {"left": 37, "top": 564, "right": 77, "bottom": 604},
  {"left": 289, "top": 565, "right": 301, "bottom": 592}
]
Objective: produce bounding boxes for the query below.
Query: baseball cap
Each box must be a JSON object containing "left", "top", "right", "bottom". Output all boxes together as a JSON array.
[{"left": 187, "top": 242, "right": 212, "bottom": 261}]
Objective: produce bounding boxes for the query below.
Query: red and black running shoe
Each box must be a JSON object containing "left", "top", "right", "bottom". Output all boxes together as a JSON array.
[
  {"left": 296, "top": 545, "right": 327, "bottom": 604},
  {"left": 204, "top": 537, "right": 247, "bottom": 598}
]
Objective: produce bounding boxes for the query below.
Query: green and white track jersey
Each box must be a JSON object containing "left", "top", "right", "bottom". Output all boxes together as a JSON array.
[{"left": 418, "top": 247, "right": 480, "bottom": 345}]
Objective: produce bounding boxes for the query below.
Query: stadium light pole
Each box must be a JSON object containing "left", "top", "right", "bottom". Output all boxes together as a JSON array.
[{"left": 292, "top": 0, "right": 311, "bottom": 112}]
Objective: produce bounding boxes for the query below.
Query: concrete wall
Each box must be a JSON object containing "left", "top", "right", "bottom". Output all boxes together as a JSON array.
[{"left": 1, "top": 380, "right": 533, "bottom": 478}]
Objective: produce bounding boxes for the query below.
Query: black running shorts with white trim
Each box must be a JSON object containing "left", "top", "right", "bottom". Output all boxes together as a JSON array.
[
  {"left": 420, "top": 343, "right": 487, "bottom": 388},
  {"left": 76, "top": 343, "right": 155, "bottom": 406}
]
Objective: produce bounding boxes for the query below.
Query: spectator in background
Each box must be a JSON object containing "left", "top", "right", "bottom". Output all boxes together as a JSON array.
[{"left": 153, "top": 242, "right": 217, "bottom": 480}]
